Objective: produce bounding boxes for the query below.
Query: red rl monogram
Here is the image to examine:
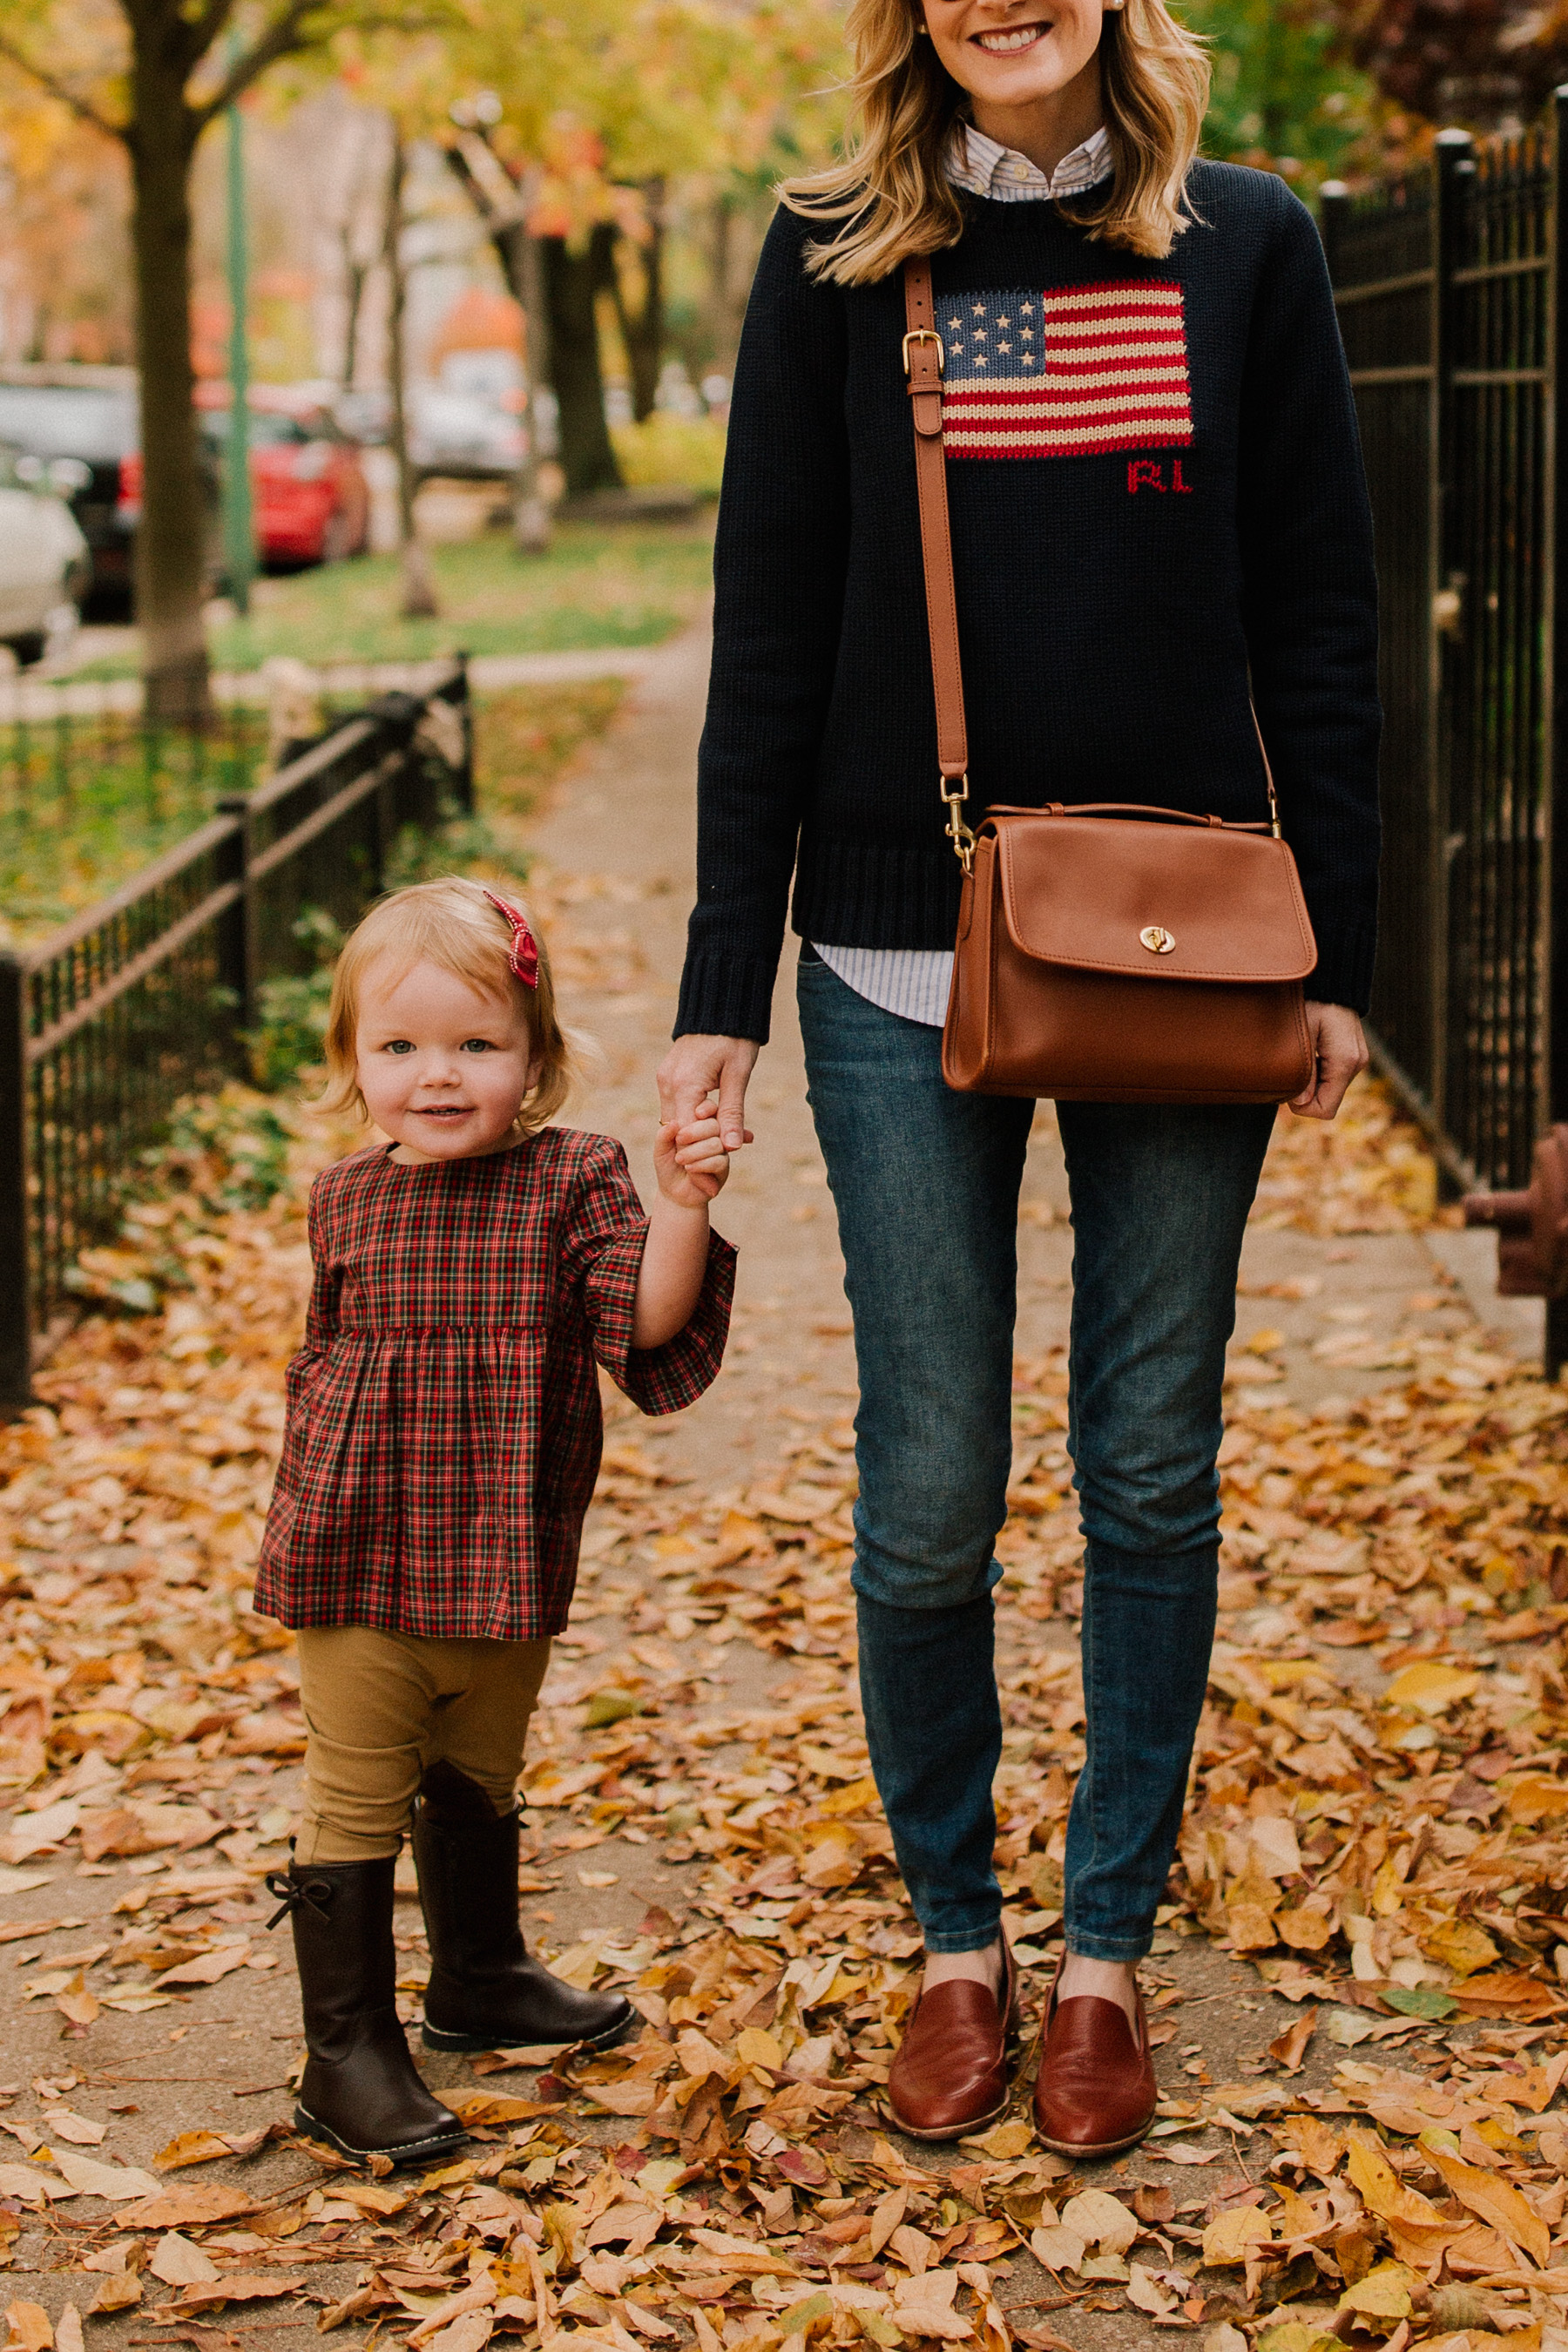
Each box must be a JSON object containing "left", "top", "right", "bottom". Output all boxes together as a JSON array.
[{"left": 1127, "top": 458, "right": 1193, "bottom": 494}]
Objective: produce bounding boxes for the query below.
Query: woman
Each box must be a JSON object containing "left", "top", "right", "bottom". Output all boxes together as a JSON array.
[{"left": 659, "top": 0, "right": 1379, "bottom": 2154}]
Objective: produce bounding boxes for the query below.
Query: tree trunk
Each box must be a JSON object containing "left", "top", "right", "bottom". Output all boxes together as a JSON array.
[
  {"left": 544, "top": 226, "right": 623, "bottom": 498},
  {"left": 383, "top": 127, "right": 436, "bottom": 621},
  {"left": 611, "top": 182, "right": 665, "bottom": 423},
  {"left": 708, "top": 193, "right": 750, "bottom": 379},
  {"left": 438, "top": 139, "right": 551, "bottom": 550},
  {"left": 498, "top": 222, "right": 551, "bottom": 551},
  {"left": 1260, "top": 0, "right": 1288, "bottom": 162},
  {"left": 341, "top": 238, "right": 368, "bottom": 388},
  {"left": 125, "top": 35, "right": 209, "bottom": 725},
  {"left": 711, "top": 193, "right": 734, "bottom": 361}
]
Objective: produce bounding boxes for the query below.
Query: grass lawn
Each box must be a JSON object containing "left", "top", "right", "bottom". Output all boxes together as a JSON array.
[
  {"left": 0, "top": 681, "right": 626, "bottom": 945},
  {"left": 68, "top": 516, "right": 716, "bottom": 681},
  {"left": 0, "top": 709, "right": 268, "bottom": 947}
]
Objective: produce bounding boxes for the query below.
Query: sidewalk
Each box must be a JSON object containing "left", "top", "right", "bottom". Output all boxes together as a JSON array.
[
  {"left": 0, "top": 613, "right": 1561, "bottom": 2352},
  {"left": 0, "top": 645, "right": 660, "bottom": 724}
]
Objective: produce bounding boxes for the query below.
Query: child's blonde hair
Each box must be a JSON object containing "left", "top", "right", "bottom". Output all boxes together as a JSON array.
[{"left": 321, "top": 876, "right": 573, "bottom": 1132}]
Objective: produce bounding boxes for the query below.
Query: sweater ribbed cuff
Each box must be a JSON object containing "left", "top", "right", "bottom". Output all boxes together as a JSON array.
[
  {"left": 675, "top": 950, "right": 780, "bottom": 1045},
  {"left": 1305, "top": 914, "right": 1377, "bottom": 1017}
]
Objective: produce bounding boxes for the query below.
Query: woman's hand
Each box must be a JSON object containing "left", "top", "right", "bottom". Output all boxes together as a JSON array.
[
  {"left": 1289, "top": 1000, "right": 1369, "bottom": 1121},
  {"left": 657, "top": 1033, "right": 760, "bottom": 1154}
]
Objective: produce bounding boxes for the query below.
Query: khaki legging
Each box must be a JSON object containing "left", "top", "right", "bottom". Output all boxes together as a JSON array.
[{"left": 294, "top": 1626, "right": 552, "bottom": 1863}]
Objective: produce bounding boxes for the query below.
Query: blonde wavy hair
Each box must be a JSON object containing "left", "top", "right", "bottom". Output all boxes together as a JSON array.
[
  {"left": 321, "top": 875, "right": 575, "bottom": 1133},
  {"left": 780, "top": 0, "right": 1210, "bottom": 282}
]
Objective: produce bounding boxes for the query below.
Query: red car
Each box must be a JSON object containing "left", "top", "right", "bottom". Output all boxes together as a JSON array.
[{"left": 195, "top": 390, "right": 370, "bottom": 570}]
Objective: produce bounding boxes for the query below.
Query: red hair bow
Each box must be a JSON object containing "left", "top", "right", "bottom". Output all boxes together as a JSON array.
[{"left": 483, "top": 890, "right": 540, "bottom": 990}]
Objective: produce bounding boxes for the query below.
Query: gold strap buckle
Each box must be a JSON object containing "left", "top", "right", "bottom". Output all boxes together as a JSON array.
[
  {"left": 903, "top": 328, "right": 945, "bottom": 378},
  {"left": 941, "top": 773, "right": 975, "bottom": 872}
]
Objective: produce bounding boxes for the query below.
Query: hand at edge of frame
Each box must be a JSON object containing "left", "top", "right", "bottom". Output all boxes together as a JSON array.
[{"left": 1288, "top": 999, "right": 1369, "bottom": 1122}]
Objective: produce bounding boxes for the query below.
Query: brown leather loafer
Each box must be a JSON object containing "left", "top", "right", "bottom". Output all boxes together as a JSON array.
[
  {"left": 1033, "top": 1965, "right": 1157, "bottom": 2158},
  {"left": 888, "top": 1941, "right": 1018, "bottom": 2143}
]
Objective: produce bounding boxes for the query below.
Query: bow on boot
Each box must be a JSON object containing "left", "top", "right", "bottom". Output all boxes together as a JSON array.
[{"left": 267, "top": 1854, "right": 468, "bottom": 2166}]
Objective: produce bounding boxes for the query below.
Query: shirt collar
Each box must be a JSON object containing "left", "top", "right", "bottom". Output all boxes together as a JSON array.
[{"left": 945, "top": 119, "right": 1112, "bottom": 200}]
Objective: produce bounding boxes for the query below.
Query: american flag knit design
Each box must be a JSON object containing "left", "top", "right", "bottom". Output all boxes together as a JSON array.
[{"left": 940, "top": 281, "right": 1193, "bottom": 459}]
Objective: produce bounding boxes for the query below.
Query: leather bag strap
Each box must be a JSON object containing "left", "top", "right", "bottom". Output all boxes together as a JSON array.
[{"left": 903, "top": 254, "right": 976, "bottom": 868}]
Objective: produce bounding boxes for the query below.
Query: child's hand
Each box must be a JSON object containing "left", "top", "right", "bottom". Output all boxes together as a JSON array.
[
  {"left": 637, "top": 1105, "right": 748, "bottom": 1346},
  {"left": 654, "top": 1109, "right": 748, "bottom": 1207}
]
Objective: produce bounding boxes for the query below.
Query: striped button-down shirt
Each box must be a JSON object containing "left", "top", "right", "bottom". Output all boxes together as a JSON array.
[
  {"left": 813, "top": 122, "right": 1112, "bottom": 1028},
  {"left": 946, "top": 119, "right": 1112, "bottom": 203}
]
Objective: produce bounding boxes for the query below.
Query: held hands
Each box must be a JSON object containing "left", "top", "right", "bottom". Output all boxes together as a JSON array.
[
  {"left": 635, "top": 1090, "right": 753, "bottom": 1348},
  {"left": 657, "top": 1033, "right": 760, "bottom": 1155},
  {"left": 654, "top": 1094, "right": 754, "bottom": 1209},
  {"left": 1289, "top": 1001, "right": 1369, "bottom": 1121},
  {"left": 652, "top": 1034, "right": 760, "bottom": 1206}
]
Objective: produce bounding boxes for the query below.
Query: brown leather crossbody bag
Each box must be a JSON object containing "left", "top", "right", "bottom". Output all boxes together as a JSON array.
[{"left": 902, "top": 256, "right": 1318, "bottom": 1105}]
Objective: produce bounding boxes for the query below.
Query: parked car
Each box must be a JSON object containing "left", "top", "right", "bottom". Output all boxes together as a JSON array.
[
  {"left": 0, "top": 440, "right": 90, "bottom": 665},
  {"left": 0, "top": 371, "right": 226, "bottom": 614},
  {"left": 409, "top": 383, "right": 527, "bottom": 482},
  {"left": 196, "top": 392, "right": 370, "bottom": 569},
  {"left": 0, "top": 376, "right": 141, "bottom": 612}
]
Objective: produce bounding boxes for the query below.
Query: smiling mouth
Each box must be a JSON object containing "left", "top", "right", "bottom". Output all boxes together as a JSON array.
[
  {"left": 974, "top": 20, "right": 1049, "bottom": 48},
  {"left": 413, "top": 1105, "right": 474, "bottom": 1119}
]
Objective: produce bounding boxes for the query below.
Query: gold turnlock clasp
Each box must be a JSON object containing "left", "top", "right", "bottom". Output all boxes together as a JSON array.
[
  {"left": 903, "top": 328, "right": 946, "bottom": 377},
  {"left": 941, "top": 773, "right": 976, "bottom": 872}
]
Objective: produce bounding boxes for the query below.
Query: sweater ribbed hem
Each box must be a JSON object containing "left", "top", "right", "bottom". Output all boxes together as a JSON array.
[
  {"left": 793, "top": 835, "right": 963, "bottom": 951},
  {"left": 675, "top": 950, "right": 781, "bottom": 1045}
]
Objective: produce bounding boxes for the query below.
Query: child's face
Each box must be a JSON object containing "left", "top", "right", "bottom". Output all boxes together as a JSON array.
[{"left": 355, "top": 956, "right": 542, "bottom": 1162}]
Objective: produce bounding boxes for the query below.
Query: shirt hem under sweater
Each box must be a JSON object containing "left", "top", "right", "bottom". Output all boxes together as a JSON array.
[{"left": 676, "top": 163, "right": 1382, "bottom": 1045}]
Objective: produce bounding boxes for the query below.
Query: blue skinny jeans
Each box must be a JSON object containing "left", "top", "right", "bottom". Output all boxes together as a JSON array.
[{"left": 798, "top": 953, "right": 1274, "bottom": 1960}]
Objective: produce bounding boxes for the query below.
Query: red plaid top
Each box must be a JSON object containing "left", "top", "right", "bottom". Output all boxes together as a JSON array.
[{"left": 253, "top": 1129, "right": 734, "bottom": 1639}]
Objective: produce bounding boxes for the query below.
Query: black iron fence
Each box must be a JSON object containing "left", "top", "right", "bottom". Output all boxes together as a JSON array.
[
  {"left": 0, "top": 659, "right": 472, "bottom": 1404},
  {"left": 1322, "top": 105, "right": 1565, "bottom": 1205}
]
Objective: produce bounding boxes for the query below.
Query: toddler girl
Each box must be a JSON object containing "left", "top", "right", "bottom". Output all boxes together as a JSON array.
[{"left": 258, "top": 876, "right": 735, "bottom": 2165}]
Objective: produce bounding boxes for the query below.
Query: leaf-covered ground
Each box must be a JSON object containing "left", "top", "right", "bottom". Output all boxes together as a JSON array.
[{"left": 2, "top": 628, "right": 1566, "bottom": 2352}]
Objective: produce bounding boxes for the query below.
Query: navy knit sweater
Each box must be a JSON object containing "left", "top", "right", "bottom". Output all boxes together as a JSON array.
[{"left": 675, "top": 164, "right": 1382, "bottom": 1044}]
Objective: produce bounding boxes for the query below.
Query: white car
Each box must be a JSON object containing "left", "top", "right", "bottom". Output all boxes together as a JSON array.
[
  {"left": 0, "top": 441, "right": 89, "bottom": 665},
  {"left": 409, "top": 385, "right": 527, "bottom": 481}
]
